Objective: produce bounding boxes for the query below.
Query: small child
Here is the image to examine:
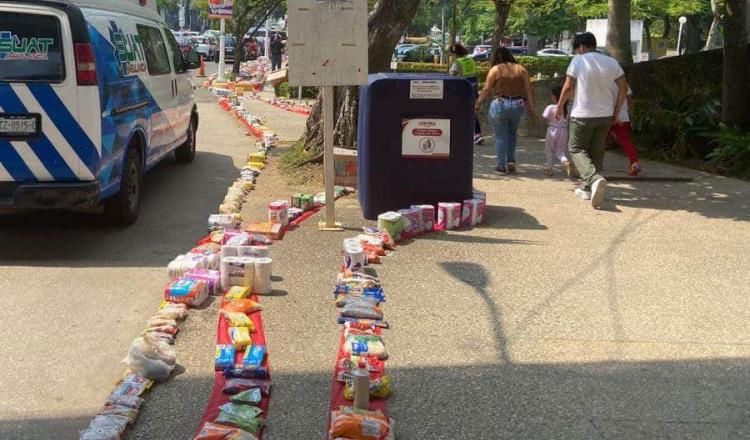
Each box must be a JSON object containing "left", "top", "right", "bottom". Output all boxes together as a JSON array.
[
  {"left": 609, "top": 86, "right": 642, "bottom": 176},
  {"left": 542, "top": 86, "right": 571, "bottom": 177}
]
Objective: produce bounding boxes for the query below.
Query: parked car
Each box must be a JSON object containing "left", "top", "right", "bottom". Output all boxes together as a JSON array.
[
  {"left": 537, "top": 48, "right": 572, "bottom": 57},
  {"left": 472, "top": 45, "right": 491, "bottom": 56},
  {"left": 470, "top": 50, "right": 490, "bottom": 62},
  {"left": 0, "top": 0, "right": 200, "bottom": 225},
  {"left": 194, "top": 36, "right": 216, "bottom": 60},
  {"left": 392, "top": 44, "right": 417, "bottom": 63},
  {"left": 400, "top": 44, "right": 444, "bottom": 63},
  {"left": 509, "top": 46, "right": 528, "bottom": 56},
  {"left": 215, "top": 36, "right": 237, "bottom": 63},
  {"left": 175, "top": 37, "right": 194, "bottom": 59}
]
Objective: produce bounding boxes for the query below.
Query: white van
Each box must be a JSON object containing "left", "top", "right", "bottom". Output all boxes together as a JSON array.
[{"left": 0, "top": 0, "right": 199, "bottom": 225}]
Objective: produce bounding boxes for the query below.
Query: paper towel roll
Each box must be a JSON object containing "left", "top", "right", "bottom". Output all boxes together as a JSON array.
[
  {"left": 221, "top": 257, "right": 254, "bottom": 289},
  {"left": 253, "top": 257, "right": 273, "bottom": 295},
  {"left": 221, "top": 245, "right": 239, "bottom": 260},
  {"left": 377, "top": 212, "right": 404, "bottom": 242},
  {"left": 343, "top": 238, "right": 366, "bottom": 272},
  {"left": 238, "top": 246, "right": 270, "bottom": 259}
]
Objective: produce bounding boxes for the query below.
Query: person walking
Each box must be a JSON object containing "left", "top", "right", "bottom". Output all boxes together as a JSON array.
[
  {"left": 476, "top": 47, "right": 537, "bottom": 173},
  {"left": 270, "top": 33, "right": 284, "bottom": 71},
  {"left": 608, "top": 85, "right": 642, "bottom": 176},
  {"left": 556, "top": 32, "right": 628, "bottom": 209},
  {"left": 449, "top": 44, "right": 483, "bottom": 145},
  {"left": 542, "top": 85, "right": 572, "bottom": 176}
]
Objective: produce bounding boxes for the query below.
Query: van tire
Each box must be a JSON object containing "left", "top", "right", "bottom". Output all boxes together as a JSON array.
[
  {"left": 175, "top": 118, "right": 197, "bottom": 163},
  {"left": 105, "top": 148, "right": 142, "bottom": 226}
]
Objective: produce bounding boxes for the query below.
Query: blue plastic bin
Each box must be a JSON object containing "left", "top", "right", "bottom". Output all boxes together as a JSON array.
[{"left": 357, "top": 73, "right": 475, "bottom": 220}]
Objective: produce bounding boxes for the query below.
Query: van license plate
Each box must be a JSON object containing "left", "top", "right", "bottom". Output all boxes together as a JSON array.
[{"left": 0, "top": 115, "right": 40, "bottom": 138}]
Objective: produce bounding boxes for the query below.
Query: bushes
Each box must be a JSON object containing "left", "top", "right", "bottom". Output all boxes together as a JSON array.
[
  {"left": 395, "top": 56, "right": 571, "bottom": 82},
  {"left": 274, "top": 82, "right": 318, "bottom": 99}
]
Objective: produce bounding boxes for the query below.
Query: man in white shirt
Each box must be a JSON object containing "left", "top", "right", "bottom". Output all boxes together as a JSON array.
[{"left": 556, "top": 32, "right": 629, "bottom": 209}]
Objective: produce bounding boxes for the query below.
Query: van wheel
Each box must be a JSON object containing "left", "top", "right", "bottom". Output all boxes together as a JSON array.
[
  {"left": 105, "top": 147, "right": 142, "bottom": 226},
  {"left": 175, "top": 118, "right": 197, "bottom": 163}
]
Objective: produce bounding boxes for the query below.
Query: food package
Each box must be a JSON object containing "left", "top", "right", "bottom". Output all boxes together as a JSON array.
[
  {"left": 247, "top": 152, "right": 266, "bottom": 163},
  {"left": 398, "top": 207, "right": 423, "bottom": 238},
  {"left": 437, "top": 202, "right": 462, "bottom": 230},
  {"left": 223, "top": 365, "right": 269, "bottom": 380},
  {"left": 412, "top": 204, "right": 436, "bottom": 232},
  {"left": 343, "top": 238, "right": 366, "bottom": 273},
  {"left": 208, "top": 214, "right": 241, "bottom": 231},
  {"left": 229, "top": 388, "right": 262, "bottom": 405},
  {"left": 214, "top": 412, "right": 263, "bottom": 435},
  {"left": 329, "top": 407, "right": 392, "bottom": 440},
  {"left": 124, "top": 335, "right": 177, "bottom": 381},
  {"left": 344, "top": 374, "right": 392, "bottom": 400},
  {"left": 340, "top": 302, "right": 383, "bottom": 320},
  {"left": 153, "top": 301, "right": 189, "bottom": 321},
  {"left": 336, "top": 271, "right": 381, "bottom": 289},
  {"left": 221, "top": 257, "right": 254, "bottom": 289},
  {"left": 222, "top": 298, "right": 262, "bottom": 314},
  {"left": 461, "top": 199, "right": 484, "bottom": 227},
  {"left": 167, "top": 253, "right": 209, "bottom": 279},
  {"left": 268, "top": 200, "right": 289, "bottom": 226},
  {"left": 253, "top": 258, "right": 273, "bottom": 295},
  {"left": 334, "top": 285, "right": 385, "bottom": 302},
  {"left": 242, "top": 345, "right": 266, "bottom": 369},
  {"left": 225, "top": 234, "right": 251, "bottom": 247},
  {"left": 288, "top": 207, "right": 304, "bottom": 221},
  {"left": 245, "top": 222, "right": 284, "bottom": 241},
  {"left": 222, "top": 311, "right": 255, "bottom": 331},
  {"left": 336, "top": 295, "right": 380, "bottom": 309},
  {"left": 184, "top": 269, "right": 222, "bottom": 295},
  {"left": 218, "top": 402, "right": 263, "bottom": 420},
  {"left": 80, "top": 415, "right": 130, "bottom": 440},
  {"left": 97, "top": 403, "right": 139, "bottom": 422},
  {"left": 338, "top": 317, "right": 389, "bottom": 329},
  {"left": 377, "top": 212, "right": 405, "bottom": 242},
  {"left": 164, "top": 278, "right": 209, "bottom": 307},
  {"left": 110, "top": 373, "right": 153, "bottom": 399},
  {"left": 194, "top": 422, "right": 258, "bottom": 440},
  {"left": 225, "top": 286, "right": 250, "bottom": 303},
  {"left": 344, "top": 335, "right": 388, "bottom": 360},
  {"left": 222, "top": 378, "right": 271, "bottom": 396},
  {"left": 238, "top": 246, "right": 269, "bottom": 259},
  {"left": 215, "top": 344, "right": 236, "bottom": 371},
  {"left": 229, "top": 327, "right": 253, "bottom": 351}
]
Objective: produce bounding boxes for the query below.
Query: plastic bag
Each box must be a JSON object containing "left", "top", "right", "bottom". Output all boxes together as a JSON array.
[
  {"left": 229, "top": 327, "right": 252, "bottom": 351},
  {"left": 215, "top": 345, "right": 236, "bottom": 371},
  {"left": 214, "top": 412, "right": 263, "bottom": 434},
  {"left": 194, "top": 422, "right": 258, "bottom": 440},
  {"left": 335, "top": 296, "right": 380, "bottom": 309},
  {"left": 229, "top": 388, "right": 262, "bottom": 405},
  {"left": 110, "top": 374, "right": 152, "bottom": 399},
  {"left": 105, "top": 395, "right": 143, "bottom": 410},
  {"left": 344, "top": 375, "right": 392, "bottom": 400},
  {"left": 337, "top": 317, "right": 390, "bottom": 329},
  {"left": 147, "top": 317, "right": 177, "bottom": 328},
  {"left": 224, "top": 366, "right": 269, "bottom": 380},
  {"left": 98, "top": 404, "right": 139, "bottom": 422},
  {"left": 222, "top": 311, "right": 255, "bottom": 330},
  {"left": 344, "top": 335, "right": 388, "bottom": 360},
  {"left": 329, "top": 407, "right": 392, "bottom": 440},
  {"left": 222, "top": 378, "right": 271, "bottom": 396},
  {"left": 154, "top": 302, "right": 189, "bottom": 321},
  {"left": 218, "top": 402, "right": 263, "bottom": 419},
  {"left": 340, "top": 302, "right": 383, "bottom": 320},
  {"left": 124, "top": 335, "right": 177, "bottom": 381},
  {"left": 81, "top": 414, "right": 130, "bottom": 440},
  {"left": 222, "top": 299, "right": 262, "bottom": 314}
]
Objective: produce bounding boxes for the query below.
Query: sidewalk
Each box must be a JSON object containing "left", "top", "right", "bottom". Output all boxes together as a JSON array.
[{"left": 128, "top": 95, "right": 750, "bottom": 439}]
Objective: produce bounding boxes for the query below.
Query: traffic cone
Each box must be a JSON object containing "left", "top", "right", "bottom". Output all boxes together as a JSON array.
[{"left": 196, "top": 56, "right": 206, "bottom": 78}]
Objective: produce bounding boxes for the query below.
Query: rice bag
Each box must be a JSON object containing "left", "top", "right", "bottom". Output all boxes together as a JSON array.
[
  {"left": 340, "top": 302, "right": 383, "bottom": 320},
  {"left": 124, "top": 335, "right": 177, "bottom": 381},
  {"left": 194, "top": 422, "right": 258, "bottom": 440},
  {"left": 222, "top": 299, "right": 262, "bottom": 314},
  {"left": 147, "top": 318, "right": 177, "bottom": 328},
  {"left": 98, "top": 404, "right": 139, "bottom": 422},
  {"left": 229, "top": 327, "right": 252, "bottom": 351},
  {"left": 221, "top": 311, "right": 255, "bottom": 330},
  {"left": 335, "top": 295, "right": 380, "bottom": 308},
  {"left": 154, "top": 302, "right": 189, "bottom": 321},
  {"left": 222, "top": 378, "right": 271, "bottom": 396},
  {"left": 80, "top": 415, "right": 130, "bottom": 440},
  {"left": 229, "top": 388, "right": 262, "bottom": 405}
]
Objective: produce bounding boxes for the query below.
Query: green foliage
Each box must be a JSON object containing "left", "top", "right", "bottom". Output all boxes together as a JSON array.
[
  {"left": 274, "top": 82, "right": 318, "bottom": 99},
  {"left": 706, "top": 125, "right": 750, "bottom": 177},
  {"left": 396, "top": 56, "right": 570, "bottom": 81}
]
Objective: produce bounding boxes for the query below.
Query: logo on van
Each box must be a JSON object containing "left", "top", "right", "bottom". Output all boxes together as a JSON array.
[
  {"left": 109, "top": 22, "right": 147, "bottom": 76},
  {"left": 0, "top": 31, "right": 54, "bottom": 61}
]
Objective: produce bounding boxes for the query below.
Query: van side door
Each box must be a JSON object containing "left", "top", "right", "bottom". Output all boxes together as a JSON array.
[{"left": 163, "top": 28, "right": 193, "bottom": 144}]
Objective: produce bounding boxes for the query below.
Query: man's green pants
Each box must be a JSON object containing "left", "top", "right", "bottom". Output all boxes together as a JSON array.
[{"left": 568, "top": 117, "right": 613, "bottom": 190}]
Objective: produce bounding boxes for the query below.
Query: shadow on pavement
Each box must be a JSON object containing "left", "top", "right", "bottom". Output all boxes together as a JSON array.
[
  {"left": 0, "top": 151, "right": 238, "bottom": 267},
  {"left": 8, "top": 357, "right": 747, "bottom": 439}
]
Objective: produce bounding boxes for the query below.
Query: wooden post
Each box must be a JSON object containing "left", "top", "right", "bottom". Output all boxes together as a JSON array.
[{"left": 321, "top": 85, "right": 341, "bottom": 230}]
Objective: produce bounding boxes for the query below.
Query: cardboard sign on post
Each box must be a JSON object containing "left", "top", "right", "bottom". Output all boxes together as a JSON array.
[{"left": 287, "top": 0, "right": 369, "bottom": 230}]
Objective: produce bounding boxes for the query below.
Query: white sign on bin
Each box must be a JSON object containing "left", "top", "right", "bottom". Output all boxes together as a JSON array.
[
  {"left": 287, "top": 0, "right": 369, "bottom": 86},
  {"left": 402, "top": 118, "right": 451, "bottom": 158},
  {"left": 410, "top": 80, "right": 444, "bottom": 99}
]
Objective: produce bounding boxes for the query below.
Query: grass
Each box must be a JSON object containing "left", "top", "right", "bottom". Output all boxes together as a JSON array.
[{"left": 279, "top": 139, "right": 324, "bottom": 188}]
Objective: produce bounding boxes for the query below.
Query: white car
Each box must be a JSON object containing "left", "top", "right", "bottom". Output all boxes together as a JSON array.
[
  {"left": 537, "top": 48, "right": 572, "bottom": 57},
  {"left": 194, "top": 36, "right": 216, "bottom": 61}
]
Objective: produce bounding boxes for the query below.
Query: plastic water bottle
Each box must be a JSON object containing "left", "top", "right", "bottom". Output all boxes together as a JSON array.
[{"left": 353, "top": 360, "right": 370, "bottom": 410}]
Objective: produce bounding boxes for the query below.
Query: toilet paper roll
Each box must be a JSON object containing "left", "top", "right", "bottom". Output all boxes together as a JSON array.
[
  {"left": 221, "top": 257, "right": 254, "bottom": 289},
  {"left": 253, "top": 257, "right": 273, "bottom": 295},
  {"left": 343, "top": 239, "right": 366, "bottom": 273},
  {"left": 238, "top": 245, "right": 270, "bottom": 259},
  {"left": 377, "top": 211, "right": 404, "bottom": 242},
  {"left": 437, "top": 203, "right": 462, "bottom": 230}
]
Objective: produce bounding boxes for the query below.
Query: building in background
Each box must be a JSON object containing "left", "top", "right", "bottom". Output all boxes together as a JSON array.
[{"left": 586, "top": 19, "right": 644, "bottom": 62}]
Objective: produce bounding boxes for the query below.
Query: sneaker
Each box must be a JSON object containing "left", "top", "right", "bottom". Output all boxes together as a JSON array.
[
  {"left": 575, "top": 188, "right": 591, "bottom": 200},
  {"left": 628, "top": 160, "right": 642, "bottom": 176},
  {"left": 591, "top": 177, "right": 608, "bottom": 209},
  {"left": 544, "top": 167, "right": 554, "bottom": 176},
  {"left": 474, "top": 134, "right": 485, "bottom": 145},
  {"left": 494, "top": 166, "right": 507, "bottom": 173},
  {"left": 507, "top": 162, "right": 517, "bottom": 173},
  {"left": 563, "top": 161, "right": 572, "bottom": 178}
]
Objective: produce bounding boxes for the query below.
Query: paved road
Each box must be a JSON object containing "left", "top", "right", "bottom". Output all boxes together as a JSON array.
[{"left": 0, "top": 87, "right": 251, "bottom": 439}]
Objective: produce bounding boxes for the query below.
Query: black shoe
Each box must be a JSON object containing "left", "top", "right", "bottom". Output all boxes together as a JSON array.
[
  {"left": 507, "top": 162, "right": 517, "bottom": 173},
  {"left": 494, "top": 166, "right": 507, "bottom": 173}
]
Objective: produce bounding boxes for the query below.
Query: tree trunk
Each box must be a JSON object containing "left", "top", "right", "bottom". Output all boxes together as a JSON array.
[
  {"left": 705, "top": 0, "right": 723, "bottom": 50},
  {"left": 684, "top": 15, "right": 704, "bottom": 54},
  {"left": 491, "top": 1, "right": 513, "bottom": 63},
  {"left": 643, "top": 19, "right": 652, "bottom": 55},
  {"left": 606, "top": 0, "right": 633, "bottom": 63},
  {"left": 662, "top": 14, "right": 671, "bottom": 39},
  {"left": 303, "top": 0, "right": 422, "bottom": 152},
  {"left": 722, "top": 0, "right": 750, "bottom": 130}
]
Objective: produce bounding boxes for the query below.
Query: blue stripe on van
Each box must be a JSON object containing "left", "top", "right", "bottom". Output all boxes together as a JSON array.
[
  {"left": 0, "top": 84, "right": 79, "bottom": 181},
  {"left": 0, "top": 141, "right": 36, "bottom": 182},
  {"left": 28, "top": 84, "right": 99, "bottom": 174}
]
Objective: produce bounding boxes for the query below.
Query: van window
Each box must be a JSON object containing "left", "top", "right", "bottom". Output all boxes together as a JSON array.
[
  {"left": 137, "top": 25, "right": 171, "bottom": 76},
  {"left": 163, "top": 29, "right": 186, "bottom": 74},
  {"left": 0, "top": 12, "right": 65, "bottom": 82}
]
